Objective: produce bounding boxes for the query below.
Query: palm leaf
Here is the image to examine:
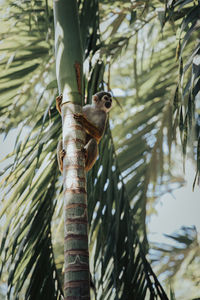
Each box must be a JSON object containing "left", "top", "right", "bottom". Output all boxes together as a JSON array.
[
  {"left": 165, "top": 0, "right": 200, "bottom": 185},
  {"left": 151, "top": 226, "right": 200, "bottom": 298}
]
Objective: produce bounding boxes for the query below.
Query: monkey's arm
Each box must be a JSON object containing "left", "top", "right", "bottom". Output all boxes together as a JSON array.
[{"left": 74, "top": 113, "right": 102, "bottom": 143}]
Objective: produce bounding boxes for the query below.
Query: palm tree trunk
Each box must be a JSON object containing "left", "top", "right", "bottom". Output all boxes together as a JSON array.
[{"left": 53, "top": 1, "right": 90, "bottom": 299}]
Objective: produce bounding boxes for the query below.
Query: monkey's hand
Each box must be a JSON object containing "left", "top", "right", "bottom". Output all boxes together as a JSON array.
[
  {"left": 74, "top": 113, "right": 102, "bottom": 143},
  {"left": 56, "top": 94, "right": 63, "bottom": 115}
]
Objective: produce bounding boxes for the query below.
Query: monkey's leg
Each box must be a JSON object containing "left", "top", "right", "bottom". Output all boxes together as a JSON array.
[
  {"left": 84, "top": 138, "right": 98, "bottom": 172},
  {"left": 57, "top": 140, "right": 66, "bottom": 173},
  {"left": 74, "top": 113, "right": 102, "bottom": 142},
  {"left": 56, "top": 94, "right": 63, "bottom": 115}
]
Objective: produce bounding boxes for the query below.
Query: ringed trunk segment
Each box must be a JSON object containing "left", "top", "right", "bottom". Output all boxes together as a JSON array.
[{"left": 62, "top": 102, "right": 90, "bottom": 300}]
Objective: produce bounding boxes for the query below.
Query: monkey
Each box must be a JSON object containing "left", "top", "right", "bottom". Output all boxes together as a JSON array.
[{"left": 56, "top": 91, "right": 112, "bottom": 173}]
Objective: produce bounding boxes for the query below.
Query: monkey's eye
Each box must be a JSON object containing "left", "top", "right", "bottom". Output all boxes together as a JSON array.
[
  {"left": 105, "top": 101, "right": 111, "bottom": 108},
  {"left": 104, "top": 96, "right": 108, "bottom": 101}
]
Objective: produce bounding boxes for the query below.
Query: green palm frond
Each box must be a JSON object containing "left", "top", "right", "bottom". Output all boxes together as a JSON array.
[
  {"left": 151, "top": 226, "right": 200, "bottom": 298},
  {"left": 109, "top": 23, "right": 185, "bottom": 240},
  {"left": 165, "top": 1, "right": 200, "bottom": 185},
  {"left": 87, "top": 129, "right": 169, "bottom": 299},
  {"left": 0, "top": 158, "right": 63, "bottom": 299},
  {"left": 0, "top": 0, "right": 54, "bottom": 133}
]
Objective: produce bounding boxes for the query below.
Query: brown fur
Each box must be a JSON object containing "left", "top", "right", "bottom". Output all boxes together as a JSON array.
[{"left": 56, "top": 92, "right": 112, "bottom": 172}]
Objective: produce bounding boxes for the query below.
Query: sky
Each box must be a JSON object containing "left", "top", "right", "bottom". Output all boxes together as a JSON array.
[{"left": 148, "top": 159, "right": 200, "bottom": 244}]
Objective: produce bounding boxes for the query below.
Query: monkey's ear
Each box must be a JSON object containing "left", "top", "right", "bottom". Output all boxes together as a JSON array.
[{"left": 92, "top": 94, "right": 99, "bottom": 102}]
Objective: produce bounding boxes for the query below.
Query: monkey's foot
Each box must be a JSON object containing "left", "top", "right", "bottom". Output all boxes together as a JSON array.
[
  {"left": 56, "top": 94, "right": 63, "bottom": 115},
  {"left": 60, "top": 149, "right": 66, "bottom": 159},
  {"left": 59, "top": 149, "right": 66, "bottom": 173}
]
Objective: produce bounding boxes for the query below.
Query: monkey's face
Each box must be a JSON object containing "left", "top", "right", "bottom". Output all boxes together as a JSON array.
[{"left": 93, "top": 92, "right": 112, "bottom": 112}]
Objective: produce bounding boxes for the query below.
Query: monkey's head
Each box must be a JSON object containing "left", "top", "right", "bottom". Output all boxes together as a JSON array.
[{"left": 92, "top": 91, "right": 112, "bottom": 112}]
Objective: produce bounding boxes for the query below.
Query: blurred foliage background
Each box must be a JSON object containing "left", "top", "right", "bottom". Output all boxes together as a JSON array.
[{"left": 0, "top": 0, "right": 199, "bottom": 299}]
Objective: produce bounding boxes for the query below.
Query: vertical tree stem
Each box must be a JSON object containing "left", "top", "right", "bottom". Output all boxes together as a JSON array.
[{"left": 53, "top": 1, "right": 90, "bottom": 299}]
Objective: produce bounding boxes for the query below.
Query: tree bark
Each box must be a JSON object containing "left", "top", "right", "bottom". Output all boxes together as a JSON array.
[{"left": 53, "top": 1, "right": 90, "bottom": 299}]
